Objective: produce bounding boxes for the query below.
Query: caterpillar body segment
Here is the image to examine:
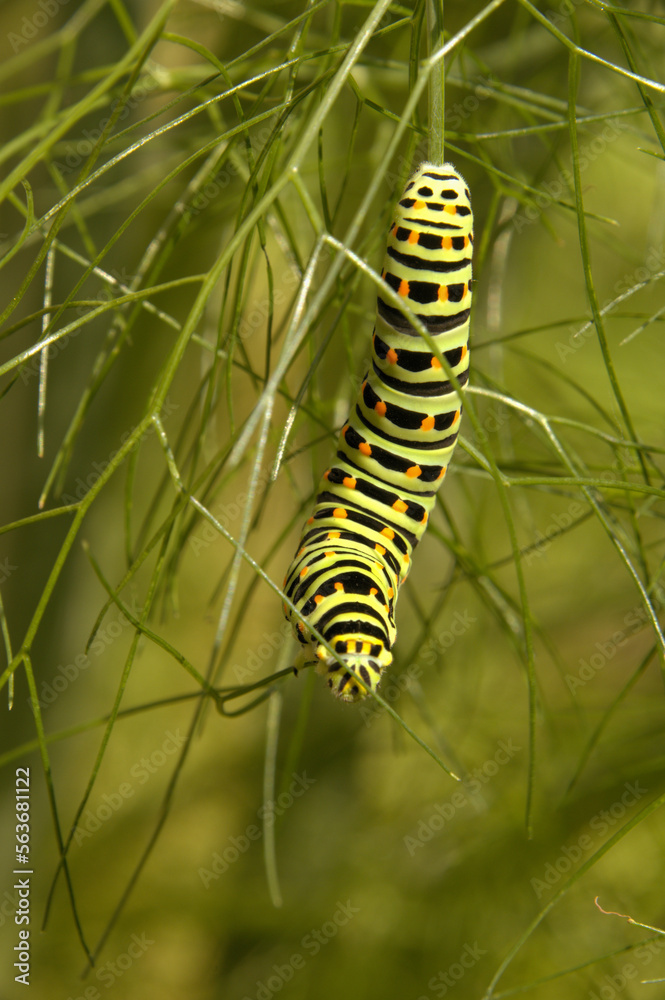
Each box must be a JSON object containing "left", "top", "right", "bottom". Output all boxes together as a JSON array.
[{"left": 283, "top": 163, "right": 473, "bottom": 701}]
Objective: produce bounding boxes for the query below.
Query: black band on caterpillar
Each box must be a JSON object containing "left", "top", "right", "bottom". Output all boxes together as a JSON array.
[{"left": 283, "top": 162, "right": 473, "bottom": 702}]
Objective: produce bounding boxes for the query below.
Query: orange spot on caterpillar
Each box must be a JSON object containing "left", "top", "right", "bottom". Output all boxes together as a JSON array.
[
  {"left": 323, "top": 469, "right": 330, "bottom": 480},
  {"left": 316, "top": 646, "right": 327, "bottom": 660},
  {"left": 444, "top": 205, "right": 457, "bottom": 215},
  {"left": 370, "top": 587, "right": 378, "bottom": 596},
  {"left": 327, "top": 531, "right": 341, "bottom": 539},
  {"left": 314, "top": 595, "right": 323, "bottom": 604},
  {"left": 297, "top": 622, "right": 305, "bottom": 633},
  {"left": 408, "top": 230, "right": 418, "bottom": 244},
  {"left": 343, "top": 476, "right": 357, "bottom": 490},
  {"left": 437, "top": 467, "right": 446, "bottom": 479},
  {"left": 398, "top": 279, "right": 409, "bottom": 297},
  {"left": 438, "top": 285, "right": 449, "bottom": 302},
  {"left": 421, "top": 415, "right": 435, "bottom": 431},
  {"left": 324, "top": 550, "right": 335, "bottom": 558},
  {"left": 375, "top": 400, "right": 387, "bottom": 417},
  {"left": 387, "top": 348, "right": 398, "bottom": 365},
  {"left": 460, "top": 345, "right": 468, "bottom": 360},
  {"left": 392, "top": 499, "right": 408, "bottom": 514},
  {"left": 333, "top": 508, "right": 347, "bottom": 519},
  {"left": 387, "top": 587, "right": 395, "bottom": 599},
  {"left": 406, "top": 465, "right": 422, "bottom": 478},
  {"left": 431, "top": 356, "right": 442, "bottom": 369},
  {"left": 420, "top": 512, "right": 428, "bottom": 525},
  {"left": 375, "top": 544, "right": 386, "bottom": 555},
  {"left": 334, "top": 581, "right": 344, "bottom": 592},
  {"left": 442, "top": 236, "right": 452, "bottom": 250},
  {"left": 307, "top": 516, "right": 314, "bottom": 524},
  {"left": 414, "top": 200, "right": 426, "bottom": 209},
  {"left": 359, "top": 442, "right": 372, "bottom": 457},
  {"left": 381, "top": 527, "right": 394, "bottom": 539}
]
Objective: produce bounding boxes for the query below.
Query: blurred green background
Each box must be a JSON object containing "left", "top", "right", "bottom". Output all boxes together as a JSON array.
[{"left": 1, "top": 1, "right": 665, "bottom": 998}]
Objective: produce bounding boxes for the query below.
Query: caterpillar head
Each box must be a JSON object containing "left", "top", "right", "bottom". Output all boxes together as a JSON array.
[{"left": 314, "top": 640, "right": 393, "bottom": 703}]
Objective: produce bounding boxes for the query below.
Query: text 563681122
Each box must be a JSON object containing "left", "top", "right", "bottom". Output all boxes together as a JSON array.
[{"left": 13, "top": 767, "right": 32, "bottom": 985}]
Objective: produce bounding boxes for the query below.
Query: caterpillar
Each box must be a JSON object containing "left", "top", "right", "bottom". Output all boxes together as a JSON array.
[{"left": 282, "top": 161, "right": 473, "bottom": 702}]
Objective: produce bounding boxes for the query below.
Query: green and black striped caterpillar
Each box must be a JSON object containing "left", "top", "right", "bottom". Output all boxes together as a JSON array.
[{"left": 283, "top": 162, "right": 473, "bottom": 701}]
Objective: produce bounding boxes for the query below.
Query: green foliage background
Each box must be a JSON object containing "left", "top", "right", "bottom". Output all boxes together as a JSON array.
[{"left": 1, "top": 1, "right": 664, "bottom": 998}]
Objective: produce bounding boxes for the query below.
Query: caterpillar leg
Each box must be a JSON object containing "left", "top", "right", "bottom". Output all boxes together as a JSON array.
[{"left": 314, "top": 640, "right": 392, "bottom": 703}]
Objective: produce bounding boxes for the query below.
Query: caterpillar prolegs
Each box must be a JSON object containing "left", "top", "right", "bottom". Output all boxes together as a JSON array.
[{"left": 283, "top": 162, "right": 473, "bottom": 701}]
